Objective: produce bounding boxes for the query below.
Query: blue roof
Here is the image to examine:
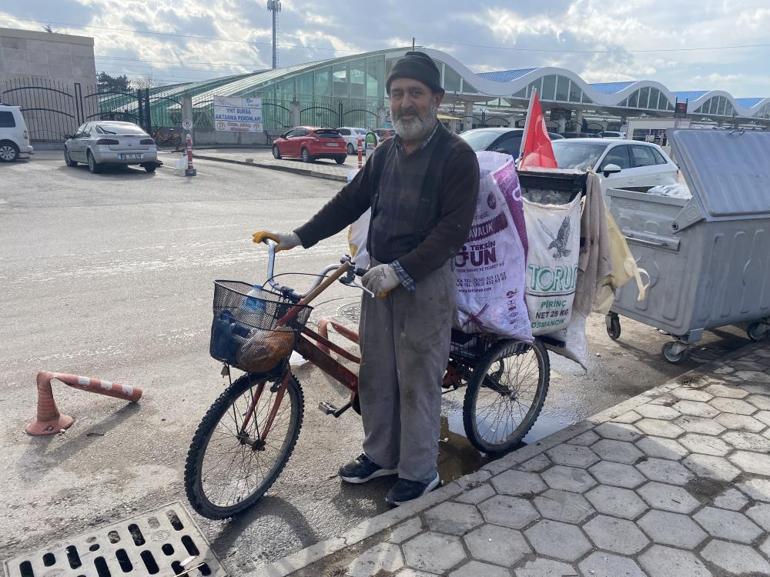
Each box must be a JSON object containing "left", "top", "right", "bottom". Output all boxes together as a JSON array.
[
  {"left": 672, "top": 90, "right": 708, "bottom": 102},
  {"left": 736, "top": 97, "right": 763, "bottom": 108},
  {"left": 478, "top": 68, "right": 537, "bottom": 83},
  {"left": 590, "top": 81, "right": 634, "bottom": 94}
]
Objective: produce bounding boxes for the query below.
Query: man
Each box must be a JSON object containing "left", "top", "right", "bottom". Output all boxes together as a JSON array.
[{"left": 254, "top": 51, "right": 479, "bottom": 505}]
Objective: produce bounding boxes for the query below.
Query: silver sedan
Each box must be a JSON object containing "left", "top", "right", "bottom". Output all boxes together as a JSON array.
[{"left": 64, "top": 121, "right": 160, "bottom": 173}]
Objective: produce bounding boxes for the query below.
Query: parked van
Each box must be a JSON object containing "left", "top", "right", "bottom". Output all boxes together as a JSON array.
[{"left": 0, "top": 104, "right": 33, "bottom": 162}]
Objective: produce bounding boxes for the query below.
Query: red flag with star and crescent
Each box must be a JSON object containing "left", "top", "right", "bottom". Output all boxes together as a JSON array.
[{"left": 519, "top": 91, "right": 558, "bottom": 169}]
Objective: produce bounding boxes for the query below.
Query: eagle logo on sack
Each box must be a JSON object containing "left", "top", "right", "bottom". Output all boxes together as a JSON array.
[{"left": 538, "top": 216, "right": 572, "bottom": 259}]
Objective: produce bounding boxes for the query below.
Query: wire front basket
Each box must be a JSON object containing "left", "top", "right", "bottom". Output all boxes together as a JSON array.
[{"left": 209, "top": 280, "right": 313, "bottom": 373}]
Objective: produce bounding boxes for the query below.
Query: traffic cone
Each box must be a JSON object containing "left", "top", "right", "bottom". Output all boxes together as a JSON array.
[
  {"left": 26, "top": 371, "right": 142, "bottom": 436},
  {"left": 25, "top": 371, "right": 75, "bottom": 436}
]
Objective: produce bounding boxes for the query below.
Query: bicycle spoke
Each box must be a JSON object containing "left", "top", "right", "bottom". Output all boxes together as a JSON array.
[
  {"left": 198, "top": 380, "right": 295, "bottom": 508},
  {"left": 472, "top": 344, "right": 543, "bottom": 447}
]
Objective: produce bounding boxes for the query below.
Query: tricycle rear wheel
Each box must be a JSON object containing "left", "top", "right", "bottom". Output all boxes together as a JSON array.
[
  {"left": 184, "top": 371, "right": 303, "bottom": 519},
  {"left": 463, "top": 339, "right": 549, "bottom": 455}
]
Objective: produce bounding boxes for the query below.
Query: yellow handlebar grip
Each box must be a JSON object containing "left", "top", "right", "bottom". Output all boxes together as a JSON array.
[{"left": 252, "top": 231, "right": 279, "bottom": 244}]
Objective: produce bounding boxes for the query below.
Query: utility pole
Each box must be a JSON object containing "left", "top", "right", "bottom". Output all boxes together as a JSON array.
[{"left": 267, "top": 0, "right": 281, "bottom": 69}]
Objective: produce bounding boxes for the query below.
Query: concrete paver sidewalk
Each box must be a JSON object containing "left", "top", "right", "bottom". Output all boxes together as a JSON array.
[
  {"left": 188, "top": 148, "right": 354, "bottom": 182},
  {"left": 251, "top": 343, "right": 770, "bottom": 577}
]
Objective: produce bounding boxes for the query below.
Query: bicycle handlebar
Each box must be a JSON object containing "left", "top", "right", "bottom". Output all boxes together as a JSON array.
[{"left": 260, "top": 239, "right": 371, "bottom": 299}]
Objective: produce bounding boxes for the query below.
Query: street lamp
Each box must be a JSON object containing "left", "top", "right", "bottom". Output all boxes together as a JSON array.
[{"left": 266, "top": 0, "right": 281, "bottom": 69}]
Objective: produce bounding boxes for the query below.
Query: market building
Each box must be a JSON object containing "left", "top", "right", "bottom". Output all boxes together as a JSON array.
[
  {"left": 2, "top": 34, "right": 768, "bottom": 142},
  {"left": 155, "top": 46, "right": 770, "bottom": 143}
]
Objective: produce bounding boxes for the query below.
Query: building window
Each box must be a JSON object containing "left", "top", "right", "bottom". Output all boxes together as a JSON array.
[
  {"left": 555, "top": 76, "right": 569, "bottom": 101},
  {"left": 514, "top": 87, "right": 527, "bottom": 98},
  {"left": 444, "top": 65, "right": 461, "bottom": 92},
  {"left": 528, "top": 77, "right": 543, "bottom": 98},
  {"left": 333, "top": 65, "right": 348, "bottom": 97},
  {"left": 462, "top": 79, "right": 479, "bottom": 94},
  {"left": 350, "top": 61, "right": 366, "bottom": 99},
  {"left": 568, "top": 81, "right": 582, "bottom": 103},
  {"left": 297, "top": 73, "right": 313, "bottom": 98},
  {"left": 651, "top": 89, "right": 662, "bottom": 110},
  {"left": 314, "top": 69, "right": 331, "bottom": 97},
  {"left": 541, "top": 75, "right": 557, "bottom": 100},
  {"left": 366, "top": 58, "right": 384, "bottom": 99},
  {"left": 638, "top": 87, "right": 650, "bottom": 108},
  {"left": 628, "top": 90, "right": 639, "bottom": 108},
  {"left": 717, "top": 96, "right": 726, "bottom": 116}
]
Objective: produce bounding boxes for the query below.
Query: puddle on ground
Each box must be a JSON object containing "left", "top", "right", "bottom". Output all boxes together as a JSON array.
[
  {"left": 438, "top": 400, "right": 580, "bottom": 483},
  {"left": 522, "top": 409, "right": 579, "bottom": 445},
  {"left": 438, "top": 413, "right": 490, "bottom": 483}
]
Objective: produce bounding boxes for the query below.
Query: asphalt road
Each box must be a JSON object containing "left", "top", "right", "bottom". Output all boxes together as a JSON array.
[{"left": 0, "top": 152, "right": 752, "bottom": 573}]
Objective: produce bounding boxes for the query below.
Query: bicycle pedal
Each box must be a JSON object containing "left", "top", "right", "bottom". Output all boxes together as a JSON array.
[
  {"left": 318, "top": 401, "right": 339, "bottom": 415},
  {"left": 318, "top": 400, "right": 352, "bottom": 418}
]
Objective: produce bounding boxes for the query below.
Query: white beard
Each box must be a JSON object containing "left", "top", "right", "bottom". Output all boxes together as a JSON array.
[{"left": 394, "top": 102, "right": 438, "bottom": 142}]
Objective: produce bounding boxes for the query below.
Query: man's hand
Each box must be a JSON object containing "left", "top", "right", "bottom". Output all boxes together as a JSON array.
[
  {"left": 252, "top": 231, "right": 301, "bottom": 252},
  {"left": 362, "top": 264, "right": 400, "bottom": 298}
]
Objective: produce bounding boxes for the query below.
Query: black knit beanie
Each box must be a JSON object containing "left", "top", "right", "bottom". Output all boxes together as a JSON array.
[{"left": 386, "top": 51, "right": 444, "bottom": 95}]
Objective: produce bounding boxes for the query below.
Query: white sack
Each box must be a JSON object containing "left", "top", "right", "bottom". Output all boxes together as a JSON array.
[
  {"left": 454, "top": 152, "right": 531, "bottom": 340},
  {"left": 524, "top": 194, "right": 582, "bottom": 335}
]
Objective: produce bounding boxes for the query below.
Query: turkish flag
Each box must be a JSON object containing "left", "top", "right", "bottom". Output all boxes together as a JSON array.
[{"left": 519, "top": 91, "right": 558, "bottom": 169}]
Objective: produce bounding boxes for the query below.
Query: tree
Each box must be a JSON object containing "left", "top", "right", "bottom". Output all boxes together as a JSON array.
[
  {"left": 131, "top": 74, "right": 156, "bottom": 90},
  {"left": 97, "top": 72, "right": 132, "bottom": 93}
]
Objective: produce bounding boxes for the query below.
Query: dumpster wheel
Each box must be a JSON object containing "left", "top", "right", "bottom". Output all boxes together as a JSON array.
[
  {"left": 606, "top": 313, "right": 621, "bottom": 341},
  {"left": 662, "top": 341, "right": 689, "bottom": 364},
  {"left": 747, "top": 321, "right": 768, "bottom": 342}
]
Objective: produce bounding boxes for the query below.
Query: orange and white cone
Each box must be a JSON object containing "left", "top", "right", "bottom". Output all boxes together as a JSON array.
[{"left": 26, "top": 371, "right": 142, "bottom": 436}]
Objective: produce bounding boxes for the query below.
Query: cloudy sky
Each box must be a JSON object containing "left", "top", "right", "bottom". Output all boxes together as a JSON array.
[{"left": 2, "top": 0, "right": 769, "bottom": 96}]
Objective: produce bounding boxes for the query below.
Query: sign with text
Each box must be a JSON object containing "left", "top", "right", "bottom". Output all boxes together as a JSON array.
[{"left": 213, "top": 96, "right": 263, "bottom": 132}]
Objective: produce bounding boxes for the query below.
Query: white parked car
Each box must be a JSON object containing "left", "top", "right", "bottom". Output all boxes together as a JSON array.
[
  {"left": 551, "top": 138, "right": 678, "bottom": 192},
  {"left": 0, "top": 104, "right": 34, "bottom": 162},
  {"left": 336, "top": 126, "right": 370, "bottom": 155},
  {"left": 64, "top": 121, "right": 159, "bottom": 173}
]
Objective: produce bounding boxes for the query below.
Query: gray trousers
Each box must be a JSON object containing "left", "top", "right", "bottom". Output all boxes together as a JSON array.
[{"left": 358, "top": 260, "right": 455, "bottom": 482}]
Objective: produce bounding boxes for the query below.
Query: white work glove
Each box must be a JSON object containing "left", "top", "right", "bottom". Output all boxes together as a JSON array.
[
  {"left": 362, "top": 264, "right": 400, "bottom": 298},
  {"left": 252, "top": 230, "right": 302, "bottom": 252}
]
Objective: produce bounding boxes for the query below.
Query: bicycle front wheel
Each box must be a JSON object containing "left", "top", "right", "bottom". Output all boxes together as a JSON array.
[
  {"left": 184, "top": 371, "right": 304, "bottom": 519},
  {"left": 463, "top": 339, "right": 549, "bottom": 455}
]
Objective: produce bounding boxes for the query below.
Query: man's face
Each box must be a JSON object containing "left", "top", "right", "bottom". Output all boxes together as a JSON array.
[{"left": 389, "top": 77, "right": 443, "bottom": 142}]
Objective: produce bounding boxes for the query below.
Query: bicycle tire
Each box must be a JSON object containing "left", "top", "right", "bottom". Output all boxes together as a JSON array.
[
  {"left": 184, "top": 371, "right": 304, "bottom": 519},
  {"left": 462, "top": 339, "right": 550, "bottom": 455}
]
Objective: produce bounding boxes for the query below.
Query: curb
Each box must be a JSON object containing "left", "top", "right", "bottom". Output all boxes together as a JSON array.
[
  {"left": 246, "top": 340, "right": 765, "bottom": 577},
  {"left": 193, "top": 154, "right": 348, "bottom": 182}
]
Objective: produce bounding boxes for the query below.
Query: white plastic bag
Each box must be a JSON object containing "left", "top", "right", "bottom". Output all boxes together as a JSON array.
[
  {"left": 524, "top": 194, "right": 581, "bottom": 335},
  {"left": 346, "top": 168, "right": 372, "bottom": 269},
  {"left": 348, "top": 210, "right": 371, "bottom": 269},
  {"left": 454, "top": 152, "right": 531, "bottom": 340}
]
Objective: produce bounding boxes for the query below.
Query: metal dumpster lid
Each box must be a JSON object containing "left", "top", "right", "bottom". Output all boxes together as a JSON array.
[{"left": 669, "top": 129, "right": 770, "bottom": 220}]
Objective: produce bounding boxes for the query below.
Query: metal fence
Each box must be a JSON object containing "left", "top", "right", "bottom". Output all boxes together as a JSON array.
[{"left": 0, "top": 77, "right": 182, "bottom": 143}]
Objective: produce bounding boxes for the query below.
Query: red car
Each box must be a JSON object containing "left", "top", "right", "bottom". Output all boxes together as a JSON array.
[{"left": 271, "top": 127, "right": 347, "bottom": 164}]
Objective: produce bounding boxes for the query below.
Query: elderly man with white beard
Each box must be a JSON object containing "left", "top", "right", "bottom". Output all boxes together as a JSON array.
[{"left": 253, "top": 51, "right": 479, "bottom": 506}]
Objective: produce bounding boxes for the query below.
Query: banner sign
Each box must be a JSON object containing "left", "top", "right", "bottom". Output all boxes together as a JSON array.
[{"left": 213, "top": 96, "right": 263, "bottom": 132}]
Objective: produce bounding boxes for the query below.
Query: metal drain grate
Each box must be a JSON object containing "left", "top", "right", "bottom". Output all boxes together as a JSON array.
[
  {"left": 4, "top": 502, "right": 226, "bottom": 577},
  {"left": 336, "top": 302, "right": 360, "bottom": 324}
]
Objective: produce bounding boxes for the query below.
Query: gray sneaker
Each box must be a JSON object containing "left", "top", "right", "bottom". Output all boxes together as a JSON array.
[
  {"left": 339, "top": 454, "right": 397, "bottom": 484},
  {"left": 385, "top": 473, "right": 441, "bottom": 506}
]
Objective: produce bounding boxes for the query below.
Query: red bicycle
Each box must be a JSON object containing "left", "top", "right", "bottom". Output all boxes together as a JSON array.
[{"left": 184, "top": 241, "right": 550, "bottom": 519}]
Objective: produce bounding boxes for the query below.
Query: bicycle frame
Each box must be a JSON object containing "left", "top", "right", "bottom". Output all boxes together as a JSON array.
[
  {"left": 244, "top": 240, "right": 470, "bottom": 439},
  {"left": 238, "top": 243, "right": 364, "bottom": 439}
]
